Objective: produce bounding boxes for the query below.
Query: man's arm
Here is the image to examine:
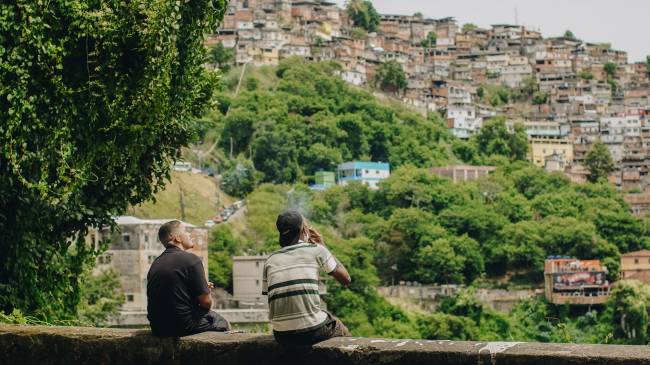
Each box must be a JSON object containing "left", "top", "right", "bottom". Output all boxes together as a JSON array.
[
  {"left": 197, "top": 282, "right": 213, "bottom": 310},
  {"left": 329, "top": 258, "right": 351, "bottom": 286},
  {"left": 188, "top": 259, "right": 212, "bottom": 310}
]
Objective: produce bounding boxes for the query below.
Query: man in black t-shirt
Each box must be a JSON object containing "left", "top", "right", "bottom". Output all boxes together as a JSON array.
[{"left": 147, "top": 220, "right": 231, "bottom": 337}]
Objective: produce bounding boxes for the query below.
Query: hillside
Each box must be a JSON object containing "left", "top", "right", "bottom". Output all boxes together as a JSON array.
[{"left": 127, "top": 171, "right": 234, "bottom": 226}]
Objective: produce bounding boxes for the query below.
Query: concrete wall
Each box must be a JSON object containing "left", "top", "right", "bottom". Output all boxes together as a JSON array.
[{"left": 3, "top": 324, "right": 650, "bottom": 365}]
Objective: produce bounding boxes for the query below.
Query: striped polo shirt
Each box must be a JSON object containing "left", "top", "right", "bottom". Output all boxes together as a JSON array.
[{"left": 262, "top": 241, "right": 337, "bottom": 332}]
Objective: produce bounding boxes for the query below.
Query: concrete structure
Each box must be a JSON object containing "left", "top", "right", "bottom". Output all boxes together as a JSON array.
[
  {"left": 378, "top": 284, "right": 539, "bottom": 313},
  {"left": 232, "top": 255, "right": 267, "bottom": 306},
  {"left": 88, "top": 216, "right": 208, "bottom": 326},
  {"left": 624, "top": 192, "right": 650, "bottom": 216},
  {"left": 5, "top": 325, "right": 650, "bottom": 365},
  {"left": 429, "top": 165, "right": 496, "bottom": 183},
  {"left": 620, "top": 250, "right": 650, "bottom": 284},
  {"left": 232, "top": 255, "right": 328, "bottom": 308},
  {"left": 337, "top": 161, "right": 390, "bottom": 189},
  {"left": 544, "top": 258, "right": 611, "bottom": 305}
]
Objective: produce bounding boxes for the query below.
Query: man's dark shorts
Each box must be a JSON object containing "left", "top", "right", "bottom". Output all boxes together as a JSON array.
[
  {"left": 186, "top": 310, "right": 231, "bottom": 336},
  {"left": 273, "top": 311, "right": 351, "bottom": 347}
]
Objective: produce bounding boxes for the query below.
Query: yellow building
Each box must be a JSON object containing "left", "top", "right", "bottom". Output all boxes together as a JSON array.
[
  {"left": 621, "top": 250, "right": 650, "bottom": 284},
  {"left": 529, "top": 136, "right": 574, "bottom": 167}
]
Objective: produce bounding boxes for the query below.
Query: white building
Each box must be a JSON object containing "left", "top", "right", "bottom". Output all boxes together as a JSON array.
[{"left": 337, "top": 161, "right": 390, "bottom": 189}]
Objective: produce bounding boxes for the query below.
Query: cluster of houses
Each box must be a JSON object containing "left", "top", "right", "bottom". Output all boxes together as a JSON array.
[{"left": 210, "top": 0, "right": 650, "bottom": 202}]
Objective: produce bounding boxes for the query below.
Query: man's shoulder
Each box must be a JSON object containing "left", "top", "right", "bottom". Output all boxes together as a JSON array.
[
  {"left": 157, "top": 249, "right": 202, "bottom": 267},
  {"left": 266, "top": 243, "right": 326, "bottom": 268}
]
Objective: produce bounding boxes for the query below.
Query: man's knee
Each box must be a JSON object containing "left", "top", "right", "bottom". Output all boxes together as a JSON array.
[
  {"left": 332, "top": 318, "right": 351, "bottom": 337},
  {"left": 208, "top": 310, "right": 231, "bottom": 331}
]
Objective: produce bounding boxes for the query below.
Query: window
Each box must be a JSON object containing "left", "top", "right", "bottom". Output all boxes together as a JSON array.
[
  {"left": 144, "top": 235, "right": 149, "bottom": 243},
  {"left": 122, "top": 233, "right": 130, "bottom": 243},
  {"left": 256, "top": 280, "right": 260, "bottom": 286},
  {"left": 98, "top": 254, "right": 112, "bottom": 265},
  {"left": 255, "top": 261, "right": 259, "bottom": 268},
  {"left": 148, "top": 255, "right": 157, "bottom": 264},
  {"left": 635, "top": 258, "right": 639, "bottom": 264},
  {"left": 126, "top": 294, "right": 134, "bottom": 302}
]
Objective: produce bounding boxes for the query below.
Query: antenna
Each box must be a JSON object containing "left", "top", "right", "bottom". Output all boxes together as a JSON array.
[{"left": 514, "top": 7, "right": 519, "bottom": 25}]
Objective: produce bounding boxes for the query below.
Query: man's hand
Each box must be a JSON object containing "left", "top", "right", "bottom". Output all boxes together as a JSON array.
[
  {"left": 208, "top": 282, "right": 214, "bottom": 290},
  {"left": 308, "top": 226, "right": 324, "bottom": 245}
]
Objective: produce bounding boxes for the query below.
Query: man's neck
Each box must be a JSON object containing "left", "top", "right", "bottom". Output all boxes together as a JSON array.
[{"left": 165, "top": 243, "right": 184, "bottom": 251}]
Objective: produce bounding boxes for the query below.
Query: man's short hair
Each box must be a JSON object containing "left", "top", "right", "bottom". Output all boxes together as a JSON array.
[{"left": 158, "top": 220, "right": 183, "bottom": 245}]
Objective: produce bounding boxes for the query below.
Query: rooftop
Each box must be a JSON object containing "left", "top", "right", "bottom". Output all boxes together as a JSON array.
[{"left": 115, "top": 216, "right": 196, "bottom": 228}]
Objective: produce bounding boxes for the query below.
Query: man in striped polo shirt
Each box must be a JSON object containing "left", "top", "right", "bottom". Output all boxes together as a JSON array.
[{"left": 263, "top": 210, "right": 352, "bottom": 346}]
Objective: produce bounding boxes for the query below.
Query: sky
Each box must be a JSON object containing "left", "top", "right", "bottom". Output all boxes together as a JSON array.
[{"left": 335, "top": 0, "right": 650, "bottom": 62}]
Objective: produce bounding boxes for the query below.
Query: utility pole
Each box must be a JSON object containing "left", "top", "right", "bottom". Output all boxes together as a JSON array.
[
  {"left": 179, "top": 185, "right": 186, "bottom": 222},
  {"left": 514, "top": 7, "right": 519, "bottom": 26}
]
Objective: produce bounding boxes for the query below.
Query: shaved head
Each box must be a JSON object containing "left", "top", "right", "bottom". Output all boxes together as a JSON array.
[{"left": 158, "top": 220, "right": 183, "bottom": 246}]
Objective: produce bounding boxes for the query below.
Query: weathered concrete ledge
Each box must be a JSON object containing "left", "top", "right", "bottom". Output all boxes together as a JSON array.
[{"left": 2, "top": 324, "right": 650, "bottom": 365}]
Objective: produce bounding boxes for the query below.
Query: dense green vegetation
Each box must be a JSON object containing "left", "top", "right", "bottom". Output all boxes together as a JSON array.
[
  {"left": 208, "top": 58, "right": 463, "bottom": 187},
  {"left": 0, "top": 0, "right": 226, "bottom": 320},
  {"left": 210, "top": 178, "right": 650, "bottom": 343}
]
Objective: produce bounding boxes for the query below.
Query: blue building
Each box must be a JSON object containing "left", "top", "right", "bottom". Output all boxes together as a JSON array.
[{"left": 337, "top": 161, "right": 390, "bottom": 189}]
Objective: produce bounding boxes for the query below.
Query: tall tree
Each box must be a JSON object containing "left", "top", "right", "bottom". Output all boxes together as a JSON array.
[
  {"left": 462, "top": 23, "right": 477, "bottom": 33},
  {"left": 420, "top": 31, "right": 437, "bottom": 48},
  {"left": 373, "top": 60, "right": 407, "bottom": 93},
  {"left": 347, "top": 0, "right": 380, "bottom": 32},
  {"left": 646, "top": 55, "right": 650, "bottom": 77},
  {"left": 207, "top": 42, "right": 234, "bottom": 72},
  {"left": 564, "top": 30, "right": 576, "bottom": 39},
  {"left": 604, "top": 61, "right": 618, "bottom": 79},
  {"left": 0, "top": 0, "right": 226, "bottom": 318},
  {"left": 474, "top": 117, "right": 528, "bottom": 160},
  {"left": 585, "top": 141, "right": 615, "bottom": 182}
]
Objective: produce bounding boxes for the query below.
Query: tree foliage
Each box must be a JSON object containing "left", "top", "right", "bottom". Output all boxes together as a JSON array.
[
  {"left": 420, "top": 31, "right": 437, "bottom": 48},
  {"left": 604, "top": 62, "right": 618, "bottom": 79},
  {"left": 585, "top": 141, "right": 615, "bottom": 182},
  {"left": 213, "top": 58, "right": 452, "bottom": 185},
  {"left": 0, "top": 0, "right": 226, "bottom": 318},
  {"left": 207, "top": 225, "right": 241, "bottom": 290},
  {"left": 462, "top": 23, "right": 477, "bottom": 33},
  {"left": 473, "top": 117, "right": 528, "bottom": 161},
  {"left": 207, "top": 42, "right": 234, "bottom": 72},
  {"left": 532, "top": 91, "right": 549, "bottom": 105},
  {"left": 346, "top": 0, "right": 380, "bottom": 33},
  {"left": 374, "top": 60, "right": 408, "bottom": 93},
  {"left": 77, "top": 270, "right": 125, "bottom": 326}
]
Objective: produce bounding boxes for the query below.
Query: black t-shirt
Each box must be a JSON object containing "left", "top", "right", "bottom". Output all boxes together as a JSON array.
[{"left": 146, "top": 246, "right": 209, "bottom": 336}]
